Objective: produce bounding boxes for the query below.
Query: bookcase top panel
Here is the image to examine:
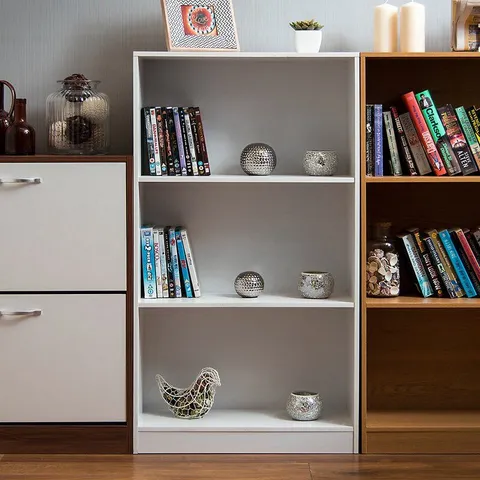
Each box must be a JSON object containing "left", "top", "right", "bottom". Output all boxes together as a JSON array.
[{"left": 134, "top": 51, "right": 359, "bottom": 60}]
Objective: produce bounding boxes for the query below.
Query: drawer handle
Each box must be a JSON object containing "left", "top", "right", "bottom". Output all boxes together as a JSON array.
[
  {"left": 0, "top": 178, "right": 42, "bottom": 185},
  {"left": 0, "top": 309, "right": 42, "bottom": 317}
]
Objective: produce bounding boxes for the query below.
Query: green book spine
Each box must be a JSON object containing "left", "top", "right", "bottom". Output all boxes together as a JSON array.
[
  {"left": 466, "top": 106, "right": 480, "bottom": 144},
  {"left": 456, "top": 106, "right": 480, "bottom": 171}
]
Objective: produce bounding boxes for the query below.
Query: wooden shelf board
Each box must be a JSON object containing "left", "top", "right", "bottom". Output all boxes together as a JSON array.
[
  {"left": 366, "top": 176, "right": 480, "bottom": 183},
  {"left": 367, "top": 410, "right": 480, "bottom": 432},
  {"left": 139, "top": 175, "right": 355, "bottom": 184},
  {"left": 139, "top": 293, "right": 354, "bottom": 309},
  {"left": 362, "top": 52, "right": 480, "bottom": 59},
  {"left": 366, "top": 297, "right": 480, "bottom": 309}
]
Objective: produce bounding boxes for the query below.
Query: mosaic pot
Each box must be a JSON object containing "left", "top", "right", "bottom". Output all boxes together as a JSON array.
[
  {"left": 298, "top": 272, "right": 334, "bottom": 299},
  {"left": 303, "top": 150, "right": 338, "bottom": 176},
  {"left": 286, "top": 391, "right": 322, "bottom": 421},
  {"left": 234, "top": 271, "right": 264, "bottom": 298},
  {"left": 240, "top": 143, "right": 277, "bottom": 176}
]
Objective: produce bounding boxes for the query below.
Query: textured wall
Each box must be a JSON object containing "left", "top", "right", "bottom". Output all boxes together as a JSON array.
[{"left": 0, "top": 0, "right": 451, "bottom": 154}]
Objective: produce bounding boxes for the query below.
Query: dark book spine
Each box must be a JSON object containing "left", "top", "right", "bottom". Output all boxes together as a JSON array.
[
  {"left": 163, "top": 225, "right": 175, "bottom": 298},
  {"left": 383, "top": 110, "right": 403, "bottom": 176},
  {"left": 455, "top": 229, "right": 480, "bottom": 282},
  {"left": 390, "top": 106, "right": 417, "bottom": 176},
  {"left": 155, "top": 107, "right": 168, "bottom": 176},
  {"left": 162, "top": 107, "right": 175, "bottom": 176},
  {"left": 188, "top": 107, "right": 205, "bottom": 176},
  {"left": 423, "top": 234, "right": 457, "bottom": 298},
  {"left": 374, "top": 104, "right": 383, "bottom": 176},
  {"left": 166, "top": 108, "right": 181, "bottom": 176},
  {"left": 366, "top": 105, "right": 374, "bottom": 176},
  {"left": 142, "top": 107, "right": 156, "bottom": 176},
  {"left": 465, "top": 229, "right": 480, "bottom": 265},
  {"left": 179, "top": 108, "right": 193, "bottom": 176},
  {"left": 195, "top": 107, "right": 211, "bottom": 176},
  {"left": 450, "top": 230, "right": 480, "bottom": 295}
]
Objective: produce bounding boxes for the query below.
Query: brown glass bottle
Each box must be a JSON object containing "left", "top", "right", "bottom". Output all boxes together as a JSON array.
[
  {"left": 0, "top": 81, "right": 16, "bottom": 155},
  {"left": 5, "top": 98, "right": 35, "bottom": 155}
]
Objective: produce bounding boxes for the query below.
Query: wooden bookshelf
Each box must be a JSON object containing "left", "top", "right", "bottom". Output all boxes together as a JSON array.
[{"left": 361, "top": 53, "right": 480, "bottom": 454}]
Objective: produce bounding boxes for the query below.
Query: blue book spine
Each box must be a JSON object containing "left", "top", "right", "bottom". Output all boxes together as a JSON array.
[
  {"left": 439, "top": 230, "right": 477, "bottom": 298},
  {"left": 175, "top": 229, "right": 193, "bottom": 298},
  {"left": 140, "top": 227, "right": 157, "bottom": 299},
  {"left": 173, "top": 107, "right": 187, "bottom": 176},
  {"left": 374, "top": 104, "right": 383, "bottom": 176},
  {"left": 169, "top": 227, "right": 182, "bottom": 298}
]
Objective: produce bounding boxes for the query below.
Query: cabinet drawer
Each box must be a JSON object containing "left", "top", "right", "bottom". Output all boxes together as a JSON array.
[
  {"left": 0, "top": 294, "right": 126, "bottom": 422},
  {"left": 0, "top": 163, "right": 126, "bottom": 291}
]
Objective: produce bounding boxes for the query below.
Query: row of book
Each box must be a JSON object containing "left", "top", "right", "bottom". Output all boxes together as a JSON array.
[
  {"left": 399, "top": 227, "right": 480, "bottom": 299},
  {"left": 141, "top": 106, "right": 211, "bottom": 177},
  {"left": 366, "top": 89, "right": 480, "bottom": 177},
  {"left": 141, "top": 226, "right": 201, "bottom": 299}
]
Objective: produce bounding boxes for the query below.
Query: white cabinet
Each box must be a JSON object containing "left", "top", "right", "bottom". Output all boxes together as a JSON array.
[
  {"left": 0, "top": 163, "right": 126, "bottom": 292},
  {"left": 0, "top": 294, "right": 126, "bottom": 422}
]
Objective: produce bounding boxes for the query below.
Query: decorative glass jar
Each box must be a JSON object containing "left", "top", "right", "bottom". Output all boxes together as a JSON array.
[
  {"left": 46, "top": 74, "right": 109, "bottom": 155},
  {"left": 367, "top": 222, "right": 400, "bottom": 297}
]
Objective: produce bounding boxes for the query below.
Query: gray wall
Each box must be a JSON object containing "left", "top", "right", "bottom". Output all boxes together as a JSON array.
[{"left": 0, "top": 0, "right": 451, "bottom": 154}]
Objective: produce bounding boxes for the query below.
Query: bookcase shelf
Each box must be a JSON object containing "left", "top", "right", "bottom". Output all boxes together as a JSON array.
[
  {"left": 133, "top": 52, "right": 360, "bottom": 454},
  {"left": 366, "top": 297, "right": 480, "bottom": 309},
  {"left": 366, "top": 176, "right": 480, "bottom": 183}
]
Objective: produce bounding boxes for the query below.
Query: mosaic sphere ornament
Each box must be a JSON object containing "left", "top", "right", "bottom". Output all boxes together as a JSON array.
[
  {"left": 298, "top": 272, "right": 335, "bottom": 299},
  {"left": 234, "top": 271, "right": 265, "bottom": 298},
  {"left": 286, "top": 391, "right": 322, "bottom": 421},
  {"left": 240, "top": 143, "right": 277, "bottom": 176},
  {"left": 303, "top": 150, "right": 338, "bottom": 176}
]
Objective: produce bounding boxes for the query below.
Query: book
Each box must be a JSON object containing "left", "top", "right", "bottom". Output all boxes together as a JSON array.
[
  {"left": 399, "top": 112, "right": 432, "bottom": 176},
  {"left": 166, "top": 108, "right": 181, "bottom": 176},
  {"left": 158, "top": 227, "right": 169, "bottom": 298},
  {"left": 383, "top": 111, "right": 403, "bottom": 176},
  {"left": 390, "top": 106, "right": 417, "bottom": 176},
  {"left": 373, "top": 104, "right": 383, "bottom": 176},
  {"left": 164, "top": 225, "right": 175, "bottom": 298},
  {"left": 456, "top": 105, "right": 480, "bottom": 170},
  {"left": 366, "top": 105, "right": 374, "bottom": 177},
  {"left": 464, "top": 229, "right": 480, "bottom": 265},
  {"left": 140, "top": 227, "right": 157, "bottom": 299},
  {"left": 195, "top": 107, "right": 211, "bottom": 176},
  {"left": 473, "top": 227, "right": 480, "bottom": 251},
  {"left": 453, "top": 228, "right": 480, "bottom": 284},
  {"left": 398, "top": 232, "right": 434, "bottom": 298},
  {"left": 155, "top": 108, "right": 168, "bottom": 176},
  {"left": 416, "top": 90, "right": 461, "bottom": 176},
  {"left": 408, "top": 228, "right": 443, "bottom": 297},
  {"left": 168, "top": 227, "right": 182, "bottom": 298},
  {"left": 188, "top": 107, "right": 205, "bottom": 176},
  {"left": 184, "top": 108, "right": 199, "bottom": 176},
  {"left": 180, "top": 228, "right": 201, "bottom": 298},
  {"left": 439, "top": 229, "right": 477, "bottom": 298},
  {"left": 172, "top": 107, "right": 187, "bottom": 176},
  {"left": 423, "top": 234, "right": 457, "bottom": 298},
  {"left": 466, "top": 106, "right": 480, "bottom": 145},
  {"left": 438, "top": 104, "right": 478, "bottom": 176},
  {"left": 150, "top": 107, "right": 162, "bottom": 176},
  {"left": 161, "top": 107, "right": 175, "bottom": 176},
  {"left": 450, "top": 229, "right": 480, "bottom": 295},
  {"left": 152, "top": 228, "right": 163, "bottom": 298},
  {"left": 175, "top": 229, "right": 193, "bottom": 298},
  {"left": 142, "top": 107, "right": 156, "bottom": 176},
  {"left": 402, "top": 92, "right": 446, "bottom": 176},
  {"left": 179, "top": 107, "right": 193, "bottom": 176},
  {"left": 425, "top": 229, "right": 464, "bottom": 298}
]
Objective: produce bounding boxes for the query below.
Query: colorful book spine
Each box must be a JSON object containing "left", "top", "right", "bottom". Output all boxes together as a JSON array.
[
  {"left": 175, "top": 229, "right": 193, "bottom": 298},
  {"left": 456, "top": 106, "right": 480, "bottom": 170},
  {"left": 366, "top": 105, "right": 374, "bottom": 176},
  {"left": 402, "top": 92, "right": 446, "bottom": 176},
  {"left": 438, "top": 105, "right": 478, "bottom": 176},
  {"left": 166, "top": 108, "right": 181, "bottom": 176},
  {"left": 383, "top": 111, "right": 403, "bottom": 176},
  {"left": 164, "top": 226, "right": 175, "bottom": 298},
  {"left": 162, "top": 107, "right": 175, "bottom": 176},
  {"left": 188, "top": 108, "right": 205, "bottom": 176},
  {"left": 155, "top": 108, "right": 168, "bottom": 175},
  {"left": 390, "top": 106, "right": 417, "bottom": 176},
  {"left": 184, "top": 109, "right": 199, "bottom": 176},
  {"left": 173, "top": 107, "right": 187, "bottom": 176},
  {"left": 140, "top": 227, "right": 157, "bottom": 299},
  {"left": 439, "top": 229, "right": 477, "bottom": 298},
  {"left": 180, "top": 228, "right": 201, "bottom": 298},
  {"left": 168, "top": 227, "right": 182, "bottom": 298},
  {"left": 425, "top": 229, "right": 464, "bottom": 298},
  {"left": 423, "top": 234, "right": 457, "bottom": 298},
  {"left": 374, "top": 104, "right": 383, "bottom": 176},
  {"left": 415, "top": 90, "right": 460, "bottom": 176},
  {"left": 152, "top": 228, "right": 163, "bottom": 298},
  {"left": 454, "top": 228, "right": 480, "bottom": 283},
  {"left": 179, "top": 107, "right": 193, "bottom": 176},
  {"left": 142, "top": 107, "right": 156, "bottom": 176},
  {"left": 158, "top": 227, "right": 169, "bottom": 298},
  {"left": 150, "top": 107, "right": 162, "bottom": 176},
  {"left": 195, "top": 107, "right": 211, "bottom": 175},
  {"left": 449, "top": 230, "right": 480, "bottom": 295},
  {"left": 399, "top": 112, "right": 432, "bottom": 176},
  {"left": 466, "top": 106, "right": 480, "bottom": 145}
]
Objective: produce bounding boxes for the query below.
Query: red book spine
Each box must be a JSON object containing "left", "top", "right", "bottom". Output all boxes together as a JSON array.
[
  {"left": 455, "top": 228, "right": 480, "bottom": 282},
  {"left": 402, "top": 92, "right": 447, "bottom": 176}
]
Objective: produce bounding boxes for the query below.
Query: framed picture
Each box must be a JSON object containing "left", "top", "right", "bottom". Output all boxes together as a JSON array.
[{"left": 160, "top": 0, "right": 240, "bottom": 52}]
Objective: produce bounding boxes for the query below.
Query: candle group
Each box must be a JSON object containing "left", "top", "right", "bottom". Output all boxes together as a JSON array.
[{"left": 374, "top": 1, "right": 426, "bottom": 53}]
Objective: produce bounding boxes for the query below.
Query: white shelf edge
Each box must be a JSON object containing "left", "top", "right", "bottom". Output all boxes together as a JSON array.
[
  {"left": 138, "top": 175, "right": 355, "bottom": 184},
  {"left": 134, "top": 51, "right": 360, "bottom": 59}
]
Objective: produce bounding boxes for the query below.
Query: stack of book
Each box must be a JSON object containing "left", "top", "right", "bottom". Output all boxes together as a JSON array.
[
  {"left": 398, "top": 227, "right": 480, "bottom": 299},
  {"left": 140, "top": 226, "right": 201, "bottom": 299},
  {"left": 141, "top": 106, "right": 211, "bottom": 177},
  {"left": 366, "top": 89, "right": 480, "bottom": 177}
]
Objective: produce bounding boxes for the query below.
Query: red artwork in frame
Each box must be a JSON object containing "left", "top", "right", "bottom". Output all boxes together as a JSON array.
[{"left": 181, "top": 5, "right": 218, "bottom": 37}]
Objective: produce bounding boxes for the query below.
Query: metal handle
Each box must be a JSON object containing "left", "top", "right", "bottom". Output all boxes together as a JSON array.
[
  {"left": 0, "top": 309, "right": 42, "bottom": 317},
  {"left": 0, "top": 178, "right": 42, "bottom": 185}
]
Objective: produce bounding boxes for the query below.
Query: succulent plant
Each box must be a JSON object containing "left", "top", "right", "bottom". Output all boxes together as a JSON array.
[{"left": 289, "top": 19, "right": 324, "bottom": 31}]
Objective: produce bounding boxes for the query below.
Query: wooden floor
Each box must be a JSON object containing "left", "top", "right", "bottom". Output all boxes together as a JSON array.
[{"left": 0, "top": 454, "right": 480, "bottom": 479}]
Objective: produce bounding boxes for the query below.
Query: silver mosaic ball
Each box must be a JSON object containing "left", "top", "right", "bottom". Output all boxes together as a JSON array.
[
  {"left": 298, "top": 272, "right": 335, "bottom": 299},
  {"left": 234, "top": 271, "right": 264, "bottom": 298},
  {"left": 240, "top": 143, "right": 277, "bottom": 176},
  {"left": 303, "top": 150, "right": 338, "bottom": 176},
  {"left": 286, "top": 391, "right": 322, "bottom": 421}
]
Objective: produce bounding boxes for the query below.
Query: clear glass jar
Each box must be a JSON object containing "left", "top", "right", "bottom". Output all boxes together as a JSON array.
[
  {"left": 46, "top": 74, "right": 109, "bottom": 155},
  {"left": 367, "top": 222, "right": 400, "bottom": 297}
]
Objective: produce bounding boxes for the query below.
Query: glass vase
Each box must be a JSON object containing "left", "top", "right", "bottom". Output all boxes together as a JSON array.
[
  {"left": 367, "top": 222, "right": 400, "bottom": 297},
  {"left": 46, "top": 74, "right": 110, "bottom": 155}
]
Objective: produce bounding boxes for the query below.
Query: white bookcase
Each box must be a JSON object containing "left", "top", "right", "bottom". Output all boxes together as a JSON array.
[{"left": 133, "top": 52, "right": 360, "bottom": 454}]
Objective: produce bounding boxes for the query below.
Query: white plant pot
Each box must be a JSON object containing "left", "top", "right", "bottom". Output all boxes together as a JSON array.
[{"left": 295, "top": 30, "right": 323, "bottom": 53}]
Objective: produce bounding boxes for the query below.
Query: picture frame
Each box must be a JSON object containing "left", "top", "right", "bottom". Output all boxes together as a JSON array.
[{"left": 160, "top": 0, "right": 240, "bottom": 52}]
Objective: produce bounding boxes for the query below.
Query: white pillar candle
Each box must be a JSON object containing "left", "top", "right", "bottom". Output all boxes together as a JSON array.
[
  {"left": 400, "top": 1, "right": 426, "bottom": 52},
  {"left": 374, "top": 2, "right": 398, "bottom": 52}
]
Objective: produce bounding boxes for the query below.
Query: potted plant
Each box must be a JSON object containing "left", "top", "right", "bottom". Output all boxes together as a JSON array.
[{"left": 289, "top": 19, "right": 324, "bottom": 53}]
